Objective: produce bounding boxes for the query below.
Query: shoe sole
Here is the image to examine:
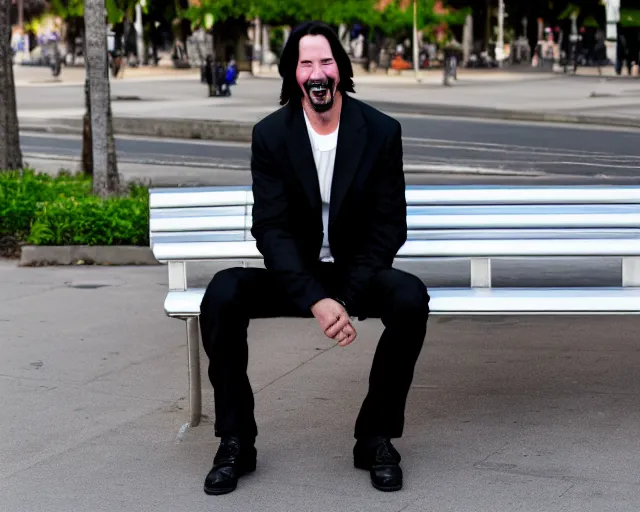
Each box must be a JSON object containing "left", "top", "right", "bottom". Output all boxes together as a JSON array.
[
  {"left": 203, "top": 462, "right": 256, "bottom": 496},
  {"left": 204, "top": 484, "right": 237, "bottom": 496},
  {"left": 371, "top": 481, "right": 402, "bottom": 492},
  {"left": 354, "top": 460, "right": 402, "bottom": 492}
]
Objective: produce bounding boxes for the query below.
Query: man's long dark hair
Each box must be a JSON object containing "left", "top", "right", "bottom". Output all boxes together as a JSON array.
[{"left": 278, "top": 21, "right": 355, "bottom": 106}]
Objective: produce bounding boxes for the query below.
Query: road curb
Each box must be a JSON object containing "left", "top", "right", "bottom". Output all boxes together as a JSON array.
[
  {"left": 20, "top": 117, "right": 253, "bottom": 142},
  {"left": 20, "top": 104, "right": 639, "bottom": 143},
  {"left": 61, "top": 117, "right": 254, "bottom": 142},
  {"left": 19, "top": 245, "right": 160, "bottom": 267}
]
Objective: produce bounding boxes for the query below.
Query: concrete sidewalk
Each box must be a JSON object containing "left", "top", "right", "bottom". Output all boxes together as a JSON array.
[
  {"left": 3, "top": 258, "right": 640, "bottom": 511},
  {"left": 13, "top": 61, "right": 202, "bottom": 87},
  {"left": 16, "top": 64, "right": 640, "bottom": 141}
]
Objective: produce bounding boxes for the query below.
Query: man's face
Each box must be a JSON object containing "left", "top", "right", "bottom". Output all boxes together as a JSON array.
[{"left": 296, "top": 34, "right": 340, "bottom": 113}]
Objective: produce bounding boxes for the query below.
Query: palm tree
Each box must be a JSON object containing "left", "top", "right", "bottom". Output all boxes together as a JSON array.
[
  {"left": 0, "top": 0, "right": 23, "bottom": 170},
  {"left": 83, "top": 0, "right": 119, "bottom": 196}
]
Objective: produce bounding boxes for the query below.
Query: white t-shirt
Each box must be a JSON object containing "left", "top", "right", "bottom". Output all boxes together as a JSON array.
[{"left": 303, "top": 110, "right": 339, "bottom": 262}]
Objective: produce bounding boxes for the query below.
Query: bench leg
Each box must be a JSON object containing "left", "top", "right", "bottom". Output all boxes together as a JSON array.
[
  {"left": 623, "top": 257, "right": 640, "bottom": 287},
  {"left": 186, "top": 317, "right": 202, "bottom": 427},
  {"left": 470, "top": 258, "right": 492, "bottom": 288}
]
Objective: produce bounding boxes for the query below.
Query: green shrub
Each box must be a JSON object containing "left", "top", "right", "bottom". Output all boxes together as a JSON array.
[
  {"left": 28, "top": 195, "right": 149, "bottom": 246},
  {"left": 0, "top": 169, "right": 149, "bottom": 247},
  {"left": 0, "top": 169, "right": 91, "bottom": 240}
]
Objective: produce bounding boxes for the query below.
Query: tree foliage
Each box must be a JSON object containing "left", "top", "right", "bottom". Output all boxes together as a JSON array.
[
  {"left": 48, "top": 0, "right": 145, "bottom": 24},
  {"left": 48, "top": 0, "right": 84, "bottom": 18},
  {"left": 45, "top": 0, "right": 470, "bottom": 38},
  {"left": 182, "top": 0, "right": 469, "bottom": 36}
]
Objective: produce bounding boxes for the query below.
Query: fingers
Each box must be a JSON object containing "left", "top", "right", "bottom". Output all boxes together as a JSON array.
[
  {"left": 333, "top": 330, "right": 348, "bottom": 344},
  {"left": 330, "top": 322, "right": 352, "bottom": 344},
  {"left": 324, "top": 313, "right": 349, "bottom": 339},
  {"left": 341, "top": 323, "right": 355, "bottom": 339},
  {"left": 338, "top": 324, "right": 357, "bottom": 347}
]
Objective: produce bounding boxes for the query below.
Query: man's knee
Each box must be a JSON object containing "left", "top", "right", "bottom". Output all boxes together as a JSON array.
[
  {"left": 200, "top": 267, "right": 245, "bottom": 315},
  {"left": 384, "top": 270, "right": 430, "bottom": 321}
]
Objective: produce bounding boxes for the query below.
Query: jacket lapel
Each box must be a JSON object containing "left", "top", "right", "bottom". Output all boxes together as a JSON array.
[
  {"left": 285, "top": 104, "right": 321, "bottom": 209},
  {"left": 329, "top": 95, "right": 367, "bottom": 226}
]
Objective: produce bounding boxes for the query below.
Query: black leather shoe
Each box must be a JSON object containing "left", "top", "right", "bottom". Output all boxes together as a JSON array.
[
  {"left": 353, "top": 436, "right": 403, "bottom": 492},
  {"left": 204, "top": 436, "right": 257, "bottom": 495}
]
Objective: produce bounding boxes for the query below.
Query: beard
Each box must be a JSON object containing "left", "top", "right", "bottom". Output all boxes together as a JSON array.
[{"left": 302, "top": 77, "right": 337, "bottom": 113}]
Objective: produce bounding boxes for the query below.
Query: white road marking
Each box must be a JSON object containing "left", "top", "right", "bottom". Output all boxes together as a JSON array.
[
  {"left": 24, "top": 153, "right": 542, "bottom": 176},
  {"left": 20, "top": 130, "right": 251, "bottom": 148}
]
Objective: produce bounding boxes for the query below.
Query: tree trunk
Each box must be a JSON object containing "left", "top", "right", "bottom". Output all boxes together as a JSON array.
[
  {"left": 0, "top": 0, "right": 23, "bottom": 170},
  {"left": 84, "top": 0, "right": 119, "bottom": 197},
  {"left": 106, "top": 94, "right": 118, "bottom": 191},
  {"left": 82, "top": 78, "right": 93, "bottom": 175}
]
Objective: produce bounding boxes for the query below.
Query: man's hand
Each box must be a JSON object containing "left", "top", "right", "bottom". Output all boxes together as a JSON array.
[{"left": 311, "top": 298, "right": 357, "bottom": 347}]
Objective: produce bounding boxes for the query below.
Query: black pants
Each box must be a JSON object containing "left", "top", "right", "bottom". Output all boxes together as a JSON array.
[{"left": 199, "top": 262, "right": 430, "bottom": 440}]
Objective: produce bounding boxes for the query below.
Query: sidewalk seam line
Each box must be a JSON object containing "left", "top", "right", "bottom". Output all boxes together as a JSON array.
[{"left": 253, "top": 344, "right": 338, "bottom": 396}]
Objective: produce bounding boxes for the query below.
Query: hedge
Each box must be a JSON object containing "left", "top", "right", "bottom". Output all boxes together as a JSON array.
[{"left": 0, "top": 170, "right": 149, "bottom": 254}]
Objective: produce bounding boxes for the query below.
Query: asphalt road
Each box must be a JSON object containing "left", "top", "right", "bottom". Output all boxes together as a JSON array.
[{"left": 21, "top": 115, "right": 640, "bottom": 180}]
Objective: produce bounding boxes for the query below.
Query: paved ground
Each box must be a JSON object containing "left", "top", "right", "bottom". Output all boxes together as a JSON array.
[{"left": 3, "top": 257, "right": 640, "bottom": 512}]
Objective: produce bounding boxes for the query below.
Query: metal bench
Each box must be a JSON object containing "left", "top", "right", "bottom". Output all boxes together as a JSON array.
[{"left": 149, "top": 185, "right": 640, "bottom": 427}]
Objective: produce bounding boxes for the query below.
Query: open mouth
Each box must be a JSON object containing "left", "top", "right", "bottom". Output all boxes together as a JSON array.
[
  {"left": 303, "top": 78, "right": 336, "bottom": 112},
  {"left": 310, "top": 85, "right": 329, "bottom": 101}
]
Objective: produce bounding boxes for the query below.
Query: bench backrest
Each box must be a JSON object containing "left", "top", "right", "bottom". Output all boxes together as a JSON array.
[
  {"left": 149, "top": 185, "right": 640, "bottom": 289},
  {"left": 150, "top": 185, "right": 640, "bottom": 246}
]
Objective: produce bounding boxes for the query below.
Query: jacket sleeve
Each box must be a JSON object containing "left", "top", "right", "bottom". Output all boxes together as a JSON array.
[
  {"left": 250, "top": 124, "right": 329, "bottom": 312},
  {"left": 343, "top": 121, "right": 408, "bottom": 310}
]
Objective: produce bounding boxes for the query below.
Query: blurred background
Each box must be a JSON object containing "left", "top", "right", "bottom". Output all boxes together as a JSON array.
[{"left": 7, "top": 0, "right": 639, "bottom": 78}]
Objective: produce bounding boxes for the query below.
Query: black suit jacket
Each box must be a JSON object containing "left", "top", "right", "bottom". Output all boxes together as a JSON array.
[{"left": 250, "top": 94, "right": 407, "bottom": 313}]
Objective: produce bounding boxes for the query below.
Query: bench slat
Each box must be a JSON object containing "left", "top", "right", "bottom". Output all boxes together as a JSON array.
[
  {"left": 407, "top": 205, "right": 640, "bottom": 214},
  {"left": 149, "top": 228, "right": 640, "bottom": 246},
  {"left": 149, "top": 185, "right": 640, "bottom": 209},
  {"left": 150, "top": 206, "right": 246, "bottom": 217},
  {"left": 406, "top": 212, "right": 640, "bottom": 229},
  {"left": 151, "top": 238, "right": 640, "bottom": 262},
  {"left": 149, "top": 188, "right": 250, "bottom": 209},
  {"left": 404, "top": 186, "right": 640, "bottom": 205},
  {"left": 150, "top": 231, "right": 248, "bottom": 243},
  {"left": 149, "top": 208, "right": 640, "bottom": 233},
  {"left": 150, "top": 213, "right": 640, "bottom": 233},
  {"left": 406, "top": 228, "right": 640, "bottom": 240},
  {"left": 164, "top": 287, "right": 640, "bottom": 317},
  {"left": 150, "top": 215, "right": 248, "bottom": 232}
]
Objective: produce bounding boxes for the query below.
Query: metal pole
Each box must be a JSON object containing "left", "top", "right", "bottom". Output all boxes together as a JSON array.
[
  {"left": 413, "top": 0, "right": 419, "bottom": 81},
  {"left": 497, "top": 0, "right": 504, "bottom": 67},
  {"left": 253, "top": 17, "right": 261, "bottom": 75},
  {"left": 186, "top": 317, "right": 202, "bottom": 427},
  {"left": 605, "top": 0, "right": 620, "bottom": 42},
  {"left": 135, "top": 2, "right": 145, "bottom": 65}
]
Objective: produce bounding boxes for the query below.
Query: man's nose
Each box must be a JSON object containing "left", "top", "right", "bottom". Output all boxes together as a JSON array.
[{"left": 309, "top": 63, "right": 326, "bottom": 80}]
